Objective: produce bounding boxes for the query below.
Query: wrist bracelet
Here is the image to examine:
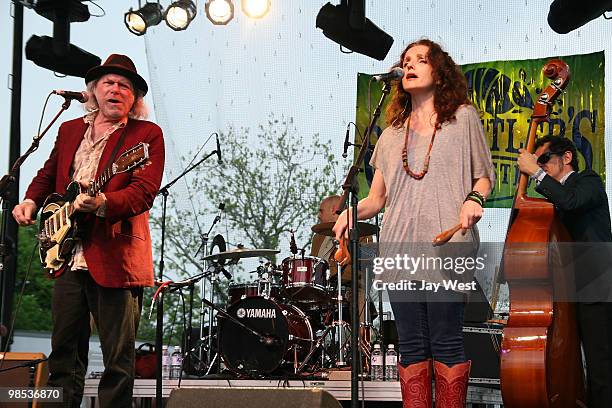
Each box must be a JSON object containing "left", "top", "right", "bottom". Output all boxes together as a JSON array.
[{"left": 464, "top": 190, "right": 486, "bottom": 207}]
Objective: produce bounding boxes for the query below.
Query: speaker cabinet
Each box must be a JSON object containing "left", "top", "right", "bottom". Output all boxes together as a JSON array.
[
  {"left": 166, "top": 387, "right": 342, "bottom": 408},
  {"left": 0, "top": 352, "right": 48, "bottom": 407}
]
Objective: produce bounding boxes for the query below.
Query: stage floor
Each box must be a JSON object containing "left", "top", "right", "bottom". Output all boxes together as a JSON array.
[{"left": 83, "top": 378, "right": 503, "bottom": 404}]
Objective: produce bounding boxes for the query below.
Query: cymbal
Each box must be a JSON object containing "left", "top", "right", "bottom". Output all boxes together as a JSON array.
[
  {"left": 202, "top": 247, "right": 280, "bottom": 262},
  {"left": 311, "top": 222, "right": 378, "bottom": 237}
]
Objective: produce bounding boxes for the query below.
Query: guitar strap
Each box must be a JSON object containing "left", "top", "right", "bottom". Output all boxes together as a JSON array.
[
  {"left": 102, "top": 120, "right": 131, "bottom": 177},
  {"left": 69, "top": 120, "right": 131, "bottom": 181}
]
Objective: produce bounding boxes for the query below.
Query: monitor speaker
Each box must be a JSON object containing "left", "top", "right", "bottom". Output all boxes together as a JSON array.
[{"left": 166, "top": 387, "right": 342, "bottom": 408}]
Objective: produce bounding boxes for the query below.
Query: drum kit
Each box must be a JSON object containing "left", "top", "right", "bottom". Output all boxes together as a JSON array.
[{"left": 186, "top": 222, "right": 378, "bottom": 377}]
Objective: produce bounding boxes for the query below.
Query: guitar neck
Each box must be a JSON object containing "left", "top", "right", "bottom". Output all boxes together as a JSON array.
[{"left": 87, "top": 166, "right": 115, "bottom": 197}]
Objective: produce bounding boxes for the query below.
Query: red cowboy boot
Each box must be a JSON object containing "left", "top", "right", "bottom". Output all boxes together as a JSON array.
[
  {"left": 433, "top": 360, "right": 471, "bottom": 408},
  {"left": 398, "top": 359, "right": 433, "bottom": 408}
]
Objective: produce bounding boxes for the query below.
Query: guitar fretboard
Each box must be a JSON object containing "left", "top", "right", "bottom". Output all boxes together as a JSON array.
[{"left": 88, "top": 166, "right": 115, "bottom": 196}]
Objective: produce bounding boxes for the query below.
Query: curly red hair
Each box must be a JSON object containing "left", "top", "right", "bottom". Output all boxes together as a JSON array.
[{"left": 385, "top": 39, "right": 470, "bottom": 129}]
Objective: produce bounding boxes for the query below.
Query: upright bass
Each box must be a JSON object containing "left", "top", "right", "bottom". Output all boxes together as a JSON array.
[{"left": 500, "top": 60, "right": 586, "bottom": 407}]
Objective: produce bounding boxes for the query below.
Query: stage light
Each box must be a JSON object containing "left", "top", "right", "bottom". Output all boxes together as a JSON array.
[
  {"left": 124, "top": 2, "right": 163, "bottom": 35},
  {"left": 316, "top": 1, "right": 394, "bottom": 61},
  {"left": 26, "top": 35, "right": 101, "bottom": 78},
  {"left": 548, "top": 0, "right": 612, "bottom": 34},
  {"left": 205, "top": 0, "right": 234, "bottom": 25},
  {"left": 165, "top": 0, "right": 197, "bottom": 30},
  {"left": 241, "top": 0, "right": 270, "bottom": 19}
]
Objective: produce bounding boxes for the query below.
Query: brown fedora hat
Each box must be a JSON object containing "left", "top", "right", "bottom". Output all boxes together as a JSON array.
[{"left": 85, "top": 54, "right": 148, "bottom": 95}]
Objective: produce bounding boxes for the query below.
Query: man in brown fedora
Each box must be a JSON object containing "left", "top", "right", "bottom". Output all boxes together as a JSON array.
[{"left": 13, "top": 54, "right": 165, "bottom": 407}]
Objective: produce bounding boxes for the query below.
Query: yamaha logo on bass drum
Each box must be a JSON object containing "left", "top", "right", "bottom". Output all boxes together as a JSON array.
[{"left": 236, "top": 307, "right": 277, "bottom": 319}]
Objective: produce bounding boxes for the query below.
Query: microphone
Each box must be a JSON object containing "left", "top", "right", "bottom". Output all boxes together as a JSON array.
[
  {"left": 53, "top": 90, "right": 89, "bottom": 103},
  {"left": 215, "top": 133, "right": 222, "bottom": 164},
  {"left": 342, "top": 124, "right": 351, "bottom": 158},
  {"left": 372, "top": 67, "right": 404, "bottom": 82},
  {"left": 290, "top": 230, "right": 298, "bottom": 255}
]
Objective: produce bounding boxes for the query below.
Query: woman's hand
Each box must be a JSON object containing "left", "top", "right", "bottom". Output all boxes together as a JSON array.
[
  {"left": 332, "top": 210, "right": 351, "bottom": 241},
  {"left": 459, "top": 199, "right": 483, "bottom": 230}
]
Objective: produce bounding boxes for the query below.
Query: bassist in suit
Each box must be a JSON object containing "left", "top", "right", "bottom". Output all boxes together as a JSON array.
[
  {"left": 518, "top": 135, "right": 612, "bottom": 408},
  {"left": 12, "top": 54, "right": 165, "bottom": 407}
]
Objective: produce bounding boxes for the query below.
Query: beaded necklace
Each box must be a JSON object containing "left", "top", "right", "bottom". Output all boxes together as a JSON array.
[{"left": 401, "top": 115, "right": 437, "bottom": 180}]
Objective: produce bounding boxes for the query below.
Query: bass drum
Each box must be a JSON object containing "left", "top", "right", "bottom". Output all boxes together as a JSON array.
[
  {"left": 219, "top": 297, "right": 313, "bottom": 374},
  {"left": 227, "top": 283, "right": 281, "bottom": 305}
]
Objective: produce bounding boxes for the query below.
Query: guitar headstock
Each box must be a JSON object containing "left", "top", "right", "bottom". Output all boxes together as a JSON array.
[{"left": 113, "top": 143, "right": 150, "bottom": 174}]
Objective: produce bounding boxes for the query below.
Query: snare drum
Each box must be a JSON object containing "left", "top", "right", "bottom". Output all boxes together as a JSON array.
[
  {"left": 219, "top": 296, "right": 314, "bottom": 374},
  {"left": 281, "top": 256, "right": 330, "bottom": 304},
  {"left": 227, "top": 283, "right": 280, "bottom": 305}
]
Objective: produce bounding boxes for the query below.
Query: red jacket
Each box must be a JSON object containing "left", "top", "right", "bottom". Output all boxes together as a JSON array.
[{"left": 25, "top": 117, "right": 165, "bottom": 288}]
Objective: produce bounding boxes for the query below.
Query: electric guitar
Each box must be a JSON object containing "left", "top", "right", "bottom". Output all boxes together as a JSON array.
[{"left": 38, "top": 142, "right": 150, "bottom": 278}]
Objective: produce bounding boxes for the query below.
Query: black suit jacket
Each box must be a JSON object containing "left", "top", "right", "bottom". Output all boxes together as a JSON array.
[
  {"left": 536, "top": 170, "right": 612, "bottom": 301},
  {"left": 536, "top": 170, "right": 612, "bottom": 242}
]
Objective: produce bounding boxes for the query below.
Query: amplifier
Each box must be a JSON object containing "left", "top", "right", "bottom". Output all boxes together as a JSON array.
[{"left": 0, "top": 352, "right": 48, "bottom": 407}]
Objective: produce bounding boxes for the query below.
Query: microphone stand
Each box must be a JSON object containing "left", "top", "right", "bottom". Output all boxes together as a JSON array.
[
  {"left": 154, "top": 148, "right": 218, "bottom": 406},
  {"left": 0, "top": 99, "right": 72, "bottom": 343},
  {"left": 337, "top": 81, "right": 391, "bottom": 408}
]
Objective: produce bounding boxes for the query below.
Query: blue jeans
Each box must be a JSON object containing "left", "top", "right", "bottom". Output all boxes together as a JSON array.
[{"left": 388, "top": 285, "right": 466, "bottom": 366}]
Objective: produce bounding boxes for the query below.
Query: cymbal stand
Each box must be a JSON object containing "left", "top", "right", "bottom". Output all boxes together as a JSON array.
[
  {"left": 195, "top": 205, "right": 225, "bottom": 374},
  {"left": 335, "top": 260, "right": 347, "bottom": 366},
  {"left": 360, "top": 265, "right": 373, "bottom": 372},
  {"left": 299, "top": 259, "right": 375, "bottom": 372}
]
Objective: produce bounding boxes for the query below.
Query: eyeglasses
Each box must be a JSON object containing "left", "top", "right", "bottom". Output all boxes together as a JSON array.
[{"left": 536, "top": 151, "right": 559, "bottom": 165}]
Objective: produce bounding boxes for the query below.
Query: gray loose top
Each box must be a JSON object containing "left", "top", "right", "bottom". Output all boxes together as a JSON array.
[{"left": 370, "top": 104, "right": 496, "bottom": 284}]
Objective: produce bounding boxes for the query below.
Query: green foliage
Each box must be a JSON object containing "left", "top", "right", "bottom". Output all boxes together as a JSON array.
[
  {"left": 207, "top": 114, "right": 341, "bottom": 251},
  {"left": 13, "top": 225, "right": 53, "bottom": 331}
]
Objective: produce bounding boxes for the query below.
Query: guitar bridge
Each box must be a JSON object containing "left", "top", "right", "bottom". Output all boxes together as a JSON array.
[{"left": 38, "top": 232, "right": 53, "bottom": 249}]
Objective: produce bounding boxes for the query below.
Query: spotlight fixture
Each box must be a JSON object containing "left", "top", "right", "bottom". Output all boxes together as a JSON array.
[
  {"left": 241, "top": 0, "right": 270, "bottom": 19},
  {"left": 205, "top": 0, "right": 234, "bottom": 25},
  {"left": 316, "top": 1, "right": 394, "bottom": 61},
  {"left": 124, "top": 2, "right": 163, "bottom": 35},
  {"left": 21, "top": 0, "right": 101, "bottom": 77},
  {"left": 548, "top": 0, "right": 612, "bottom": 34},
  {"left": 165, "top": 0, "right": 197, "bottom": 30},
  {"left": 26, "top": 35, "right": 101, "bottom": 78}
]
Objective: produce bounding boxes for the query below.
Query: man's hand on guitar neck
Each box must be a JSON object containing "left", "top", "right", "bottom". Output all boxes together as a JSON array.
[
  {"left": 12, "top": 200, "right": 37, "bottom": 226},
  {"left": 74, "top": 192, "right": 107, "bottom": 215}
]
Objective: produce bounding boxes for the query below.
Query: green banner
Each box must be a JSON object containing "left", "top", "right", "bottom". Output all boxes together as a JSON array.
[{"left": 355, "top": 51, "right": 605, "bottom": 207}]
